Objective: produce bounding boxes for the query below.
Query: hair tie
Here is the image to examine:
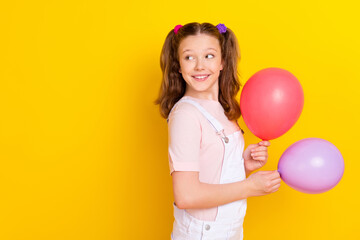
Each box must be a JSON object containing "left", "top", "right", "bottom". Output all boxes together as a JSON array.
[
  {"left": 174, "top": 25, "right": 183, "bottom": 34},
  {"left": 216, "top": 23, "right": 227, "bottom": 34}
]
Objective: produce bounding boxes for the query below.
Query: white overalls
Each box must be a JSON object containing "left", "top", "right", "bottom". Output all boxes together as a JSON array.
[{"left": 168, "top": 98, "right": 247, "bottom": 240}]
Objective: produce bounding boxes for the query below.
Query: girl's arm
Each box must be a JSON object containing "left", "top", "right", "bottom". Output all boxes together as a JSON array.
[{"left": 172, "top": 170, "right": 280, "bottom": 209}]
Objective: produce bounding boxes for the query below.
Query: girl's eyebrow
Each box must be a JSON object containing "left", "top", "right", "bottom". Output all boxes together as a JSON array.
[
  {"left": 182, "top": 48, "right": 218, "bottom": 54},
  {"left": 205, "top": 48, "right": 218, "bottom": 52}
]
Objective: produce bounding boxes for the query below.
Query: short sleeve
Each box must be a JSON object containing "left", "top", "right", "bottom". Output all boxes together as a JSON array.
[{"left": 167, "top": 105, "right": 201, "bottom": 175}]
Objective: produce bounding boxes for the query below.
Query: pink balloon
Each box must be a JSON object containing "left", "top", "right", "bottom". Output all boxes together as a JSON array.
[
  {"left": 278, "top": 138, "right": 344, "bottom": 194},
  {"left": 240, "top": 68, "right": 304, "bottom": 140}
]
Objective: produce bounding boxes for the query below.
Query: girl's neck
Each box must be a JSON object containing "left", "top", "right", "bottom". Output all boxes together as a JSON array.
[{"left": 183, "top": 91, "right": 219, "bottom": 102}]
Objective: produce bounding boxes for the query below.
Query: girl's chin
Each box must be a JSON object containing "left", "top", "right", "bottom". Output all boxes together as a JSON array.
[{"left": 189, "top": 86, "right": 211, "bottom": 93}]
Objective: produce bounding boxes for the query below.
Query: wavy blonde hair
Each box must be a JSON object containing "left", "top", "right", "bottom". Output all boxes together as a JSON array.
[{"left": 154, "top": 22, "right": 242, "bottom": 121}]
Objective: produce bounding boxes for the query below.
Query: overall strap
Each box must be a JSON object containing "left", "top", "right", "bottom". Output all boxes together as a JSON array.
[{"left": 167, "top": 98, "right": 229, "bottom": 143}]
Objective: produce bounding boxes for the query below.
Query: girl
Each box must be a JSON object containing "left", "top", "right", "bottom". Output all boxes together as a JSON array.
[{"left": 155, "top": 22, "right": 281, "bottom": 240}]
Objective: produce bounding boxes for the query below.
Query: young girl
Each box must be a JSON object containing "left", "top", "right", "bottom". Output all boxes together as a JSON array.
[{"left": 155, "top": 22, "right": 281, "bottom": 240}]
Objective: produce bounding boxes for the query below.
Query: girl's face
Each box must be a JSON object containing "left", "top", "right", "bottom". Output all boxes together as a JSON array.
[{"left": 178, "top": 34, "right": 223, "bottom": 100}]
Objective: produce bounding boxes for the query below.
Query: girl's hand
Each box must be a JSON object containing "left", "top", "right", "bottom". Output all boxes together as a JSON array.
[
  {"left": 246, "top": 170, "right": 281, "bottom": 196},
  {"left": 243, "top": 141, "right": 270, "bottom": 174}
]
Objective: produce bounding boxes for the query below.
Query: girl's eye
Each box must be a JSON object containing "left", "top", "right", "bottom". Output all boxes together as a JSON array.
[
  {"left": 185, "top": 56, "right": 194, "bottom": 60},
  {"left": 206, "top": 54, "right": 214, "bottom": 59}
]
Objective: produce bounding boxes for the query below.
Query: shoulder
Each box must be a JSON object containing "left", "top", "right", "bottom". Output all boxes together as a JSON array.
[{"left": 168, "top": 101, "right": 202, "bottom": 124}]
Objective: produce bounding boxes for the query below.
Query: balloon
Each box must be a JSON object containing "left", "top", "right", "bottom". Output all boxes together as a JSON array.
[
  {"left": 278, "top": 138, "right": 344, "bottom": 194},
  {"left": 240, "top": 68, "right": 304, "bottom": 140}
]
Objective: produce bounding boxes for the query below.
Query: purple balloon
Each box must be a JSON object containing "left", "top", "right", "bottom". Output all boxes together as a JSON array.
[{"left": 278, "top": 138, "right": 344, "bottom": 194}]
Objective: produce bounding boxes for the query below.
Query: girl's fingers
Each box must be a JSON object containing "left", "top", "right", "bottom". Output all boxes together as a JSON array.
[
  {"left": 251, "top": 151, "right": 268, "bottom": 157},
  {"left": 251, "top": 146, "right": 268, "bottom": 153},
  {"left": 270, "top": 171, "right": 281, "bottom": 180},
  {"left": 259, "top": 141, "right": 271, "bottom": 147},
  {"left": 271, "top": 178, "right": 281, "bottom": 185},
  {"left": 250, "top": 142, "right": 270, "bottom": 161},
  {"left": 252, "top": 156, "right": 266, "bottom": 161},
  {"left": 270, "top": 183, "right": 281, "bottom": 192}
]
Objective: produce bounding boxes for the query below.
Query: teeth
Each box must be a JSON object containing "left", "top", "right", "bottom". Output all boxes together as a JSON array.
[{"left": 194, "top": 75, "right": 208, "bottom": 79}]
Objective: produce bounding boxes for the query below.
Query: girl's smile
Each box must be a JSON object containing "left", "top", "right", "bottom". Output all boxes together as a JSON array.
[{"left": 192, "top": 74, "right": 210, "bottom": 81}]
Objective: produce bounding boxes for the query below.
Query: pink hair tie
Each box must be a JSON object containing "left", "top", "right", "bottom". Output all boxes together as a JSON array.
[{"left": 174, "top": 25, "right": 183, "bottom": 34}]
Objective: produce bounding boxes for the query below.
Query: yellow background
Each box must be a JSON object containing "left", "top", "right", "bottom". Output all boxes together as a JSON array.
[{"left": 1, "top": 0, "right": 359, "bottom": 239}]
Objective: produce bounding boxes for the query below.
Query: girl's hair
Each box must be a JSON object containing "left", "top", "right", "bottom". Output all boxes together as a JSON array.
[{"left": 154, "top": 22, "right": 241, "bottom": 121}]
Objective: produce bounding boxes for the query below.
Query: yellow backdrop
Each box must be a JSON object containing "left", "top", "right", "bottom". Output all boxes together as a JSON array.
[{"left": 1, "top": 0, "right": 359, "bottom": 239}]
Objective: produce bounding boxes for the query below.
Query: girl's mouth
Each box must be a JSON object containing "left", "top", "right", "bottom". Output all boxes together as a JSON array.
[{"left": 192, "top": 75, "right": 210, "bottom": 82}]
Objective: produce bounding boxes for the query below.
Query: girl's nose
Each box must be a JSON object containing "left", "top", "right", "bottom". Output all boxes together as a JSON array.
[{"left": 195, "top": 59, "right": 205, "bottom": 71}]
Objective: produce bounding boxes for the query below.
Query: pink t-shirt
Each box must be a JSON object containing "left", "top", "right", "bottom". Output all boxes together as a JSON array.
[{"left": 167, "top": 95, "right": 243, "bottom": 221}]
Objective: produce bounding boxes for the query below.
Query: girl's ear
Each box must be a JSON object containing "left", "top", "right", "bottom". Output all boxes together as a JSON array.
[{"left": 220, "top": 60, "right": 224, "bottom": 70}]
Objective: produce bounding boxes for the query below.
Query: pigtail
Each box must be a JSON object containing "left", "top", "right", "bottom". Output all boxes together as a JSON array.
[
  {"left": 218, "top": 28, "right": 242, "bottom": 121},
  {"left": 155, "top": 30, "right": 186, "bottom": 118}
]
